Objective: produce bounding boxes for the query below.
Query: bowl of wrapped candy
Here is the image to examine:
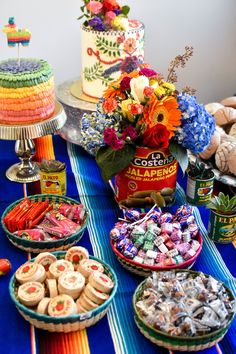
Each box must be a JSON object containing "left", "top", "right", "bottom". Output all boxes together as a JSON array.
[
  {"left": 1, "top": 194, "right": 88, "bottom": 253},
  {"left": 133, "top": 270, "right": 236, "bottom": 351},
  {"left": 9, "top": 248, "right": 118, "bottom": 332},
  {"left": 110, "top": 205, "right": 202, "bottom": 276}
]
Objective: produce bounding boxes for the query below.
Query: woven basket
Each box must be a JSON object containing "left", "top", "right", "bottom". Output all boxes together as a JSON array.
[
  {"left": 1, "top": 194, "right": 88, "bottom": 253},
  {"left": 110, "top": 232, "right": 202, "bottom": 277},
  {"left": 133, "top": 269, "right": 235, "bottom": 351},
  {"left": 9, "top": 251, "right": 118, "bottom": 332}
]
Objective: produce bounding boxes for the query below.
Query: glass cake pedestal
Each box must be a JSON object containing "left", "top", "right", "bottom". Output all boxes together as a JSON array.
[
  {"left": 57, "top": 78, "right": 97, "bottom": 146},
  {"left": 0, "top": 101, "right": 67, "bottom": 183}
]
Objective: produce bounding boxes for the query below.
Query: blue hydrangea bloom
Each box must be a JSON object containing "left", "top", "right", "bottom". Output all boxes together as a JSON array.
[
  {"left": 80, "top": 99, "right": 122, "bottom": 156},
  {"left": 176, "top": 93, "right": 215, "bottom": 154}
]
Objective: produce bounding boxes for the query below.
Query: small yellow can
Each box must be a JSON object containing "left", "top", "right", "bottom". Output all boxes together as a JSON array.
[{"left": 39, "top": 159, "right": 66, "bottom": 195}]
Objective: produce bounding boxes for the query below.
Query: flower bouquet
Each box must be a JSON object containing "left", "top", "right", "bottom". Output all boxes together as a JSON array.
[
  {"left": 78, "top": 0, "right": 131, "bottom": 31},
  {"left": 81, "top": 48, "right": 215, "bottom": 208}
]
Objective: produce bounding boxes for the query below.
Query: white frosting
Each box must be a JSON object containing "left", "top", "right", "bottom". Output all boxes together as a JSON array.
[{"left": 81, "top": 20, "right": 145, "bottom": 99}]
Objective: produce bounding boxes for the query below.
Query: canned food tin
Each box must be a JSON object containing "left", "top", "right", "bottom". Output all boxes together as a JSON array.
[
  {"left": 208, "top": 211, "right": 236, "bottom": 243},
  {"left": 40, "top": 168, "right": 66, "bottom": 195},
  {"left": 186, "top": 173, "right": 214, "bottom": 205}
]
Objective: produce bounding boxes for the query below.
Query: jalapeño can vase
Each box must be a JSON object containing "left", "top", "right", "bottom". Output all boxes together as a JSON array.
[{"left": 114, "top": 146, "right": 178, "bottom": 208}]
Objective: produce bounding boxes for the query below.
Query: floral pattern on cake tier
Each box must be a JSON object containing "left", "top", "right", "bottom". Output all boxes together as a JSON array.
[{"left": 81, "top": 20, "right": 145, "bottom": 99}]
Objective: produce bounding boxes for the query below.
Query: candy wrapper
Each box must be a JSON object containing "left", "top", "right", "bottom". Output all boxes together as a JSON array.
[
  {"left": 14, "top": 229, "right": 50, "bottom": 241},
  {"left": 136, "top": 271, "right": 236, "bottom": 337}
]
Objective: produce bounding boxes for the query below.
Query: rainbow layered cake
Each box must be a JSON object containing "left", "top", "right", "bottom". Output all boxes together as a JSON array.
[{"left": 0, "top": 58, "right": 55, "bottom": 125}]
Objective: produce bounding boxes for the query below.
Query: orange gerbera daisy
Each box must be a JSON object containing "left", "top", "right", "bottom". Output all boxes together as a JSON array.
[
  {"left": 141, "top": 96, "right": 181, "bottom": 138},
  {"left": 104, "top": 70, "right": 140, "bottom": 99}
]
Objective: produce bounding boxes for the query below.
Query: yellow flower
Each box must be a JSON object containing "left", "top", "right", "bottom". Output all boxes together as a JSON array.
[
  {"left": 121, "top": 99, "right": 134, "bottom": 121},
  {"left": 162, "top": 82, "right": 176, "bottom": 92},
  {"left": 112, "top": 17, "right": 129, "bottom": 31},
  {"left": 154, "top": 86, "right": 166, "bottom": 98},
  {"left": 149, "top": 78, "right": 158, "bottom": 89}
]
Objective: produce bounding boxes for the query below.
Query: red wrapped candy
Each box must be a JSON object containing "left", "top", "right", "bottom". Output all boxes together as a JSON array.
[{"left": 0, "top": 259, "right": 12, "bottom": 276}]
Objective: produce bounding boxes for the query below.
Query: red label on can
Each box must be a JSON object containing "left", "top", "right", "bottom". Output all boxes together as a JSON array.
[{"left": 115, "top": 147, "right": 178, "bottom": 208}]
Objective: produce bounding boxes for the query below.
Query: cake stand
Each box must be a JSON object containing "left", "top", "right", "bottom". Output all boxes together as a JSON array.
[
  {"left": 57, "top": 78, "right": 96, "bottom": 145},
  {"left": 0, "top": 101, "right": 67, "bottom": 183}
]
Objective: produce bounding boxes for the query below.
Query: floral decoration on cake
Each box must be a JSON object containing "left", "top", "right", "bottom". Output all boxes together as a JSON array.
[
  {"left": 80, "top": 47, "right": 215, "bottom": 182},
  {"left": 79, "top": 0, "right": 131, "bottom": 31}
]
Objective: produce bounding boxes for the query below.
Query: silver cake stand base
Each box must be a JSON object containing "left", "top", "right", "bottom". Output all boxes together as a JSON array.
[
  {"left": 57, "top": 79, "right": 96, "bottom": 145},
  {"left": 0, "top": 101, "right": 67, "bottom": 183}
]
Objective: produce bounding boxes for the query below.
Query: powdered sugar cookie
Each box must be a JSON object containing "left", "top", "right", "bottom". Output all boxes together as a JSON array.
[{"left": 215, "top": 141, "right": 236, "bottom": 173}]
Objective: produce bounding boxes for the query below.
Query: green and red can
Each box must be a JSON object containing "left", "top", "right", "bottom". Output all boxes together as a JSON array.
[
  {"left": 208, "top": 210, "right": 236, "bottom": 243},
  {"left": 186, "top": 172, "right": 214, "bottom": 205}
]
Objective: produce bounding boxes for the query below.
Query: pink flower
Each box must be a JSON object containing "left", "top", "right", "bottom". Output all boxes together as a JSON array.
[
  {"left": 102, "top": 98, "right": 118, "bottom": 113},
  {"left": 111, "top": 136, "right": 124, "bottom": 150},
  {"left": 121, "top": 126, "right": 138, "bottom": 141},
  {"left": 86, "top": 1, "right": 103, "bottom": 15},
  {"left": 144, "top": 86, "right": 154, "bottom": 97},
  {"left": 117, "top": 35, "right": 125, "bottom": 44},
  {"left": 104, "top": 127, "right": 117, "bottom": 145},
  {"left": 128, "top": 103, "right": 143, "bottom": 115},
  {"left": 140, "top": 68, "right": 158, "bottom": 78},
  {"left": 105, "top": 11, "right": 116, "bottom": 25}
]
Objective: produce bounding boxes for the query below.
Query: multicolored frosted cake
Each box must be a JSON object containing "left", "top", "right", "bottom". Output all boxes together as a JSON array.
[
  {"left": 0, "top": 58, "right": 55, "bottom": 125},
  {"left": 81, "top": 20, "right": 145, "bottom": 99}
]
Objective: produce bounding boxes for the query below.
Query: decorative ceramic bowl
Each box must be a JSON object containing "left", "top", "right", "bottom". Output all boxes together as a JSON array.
[
  {"left": 133, "top": 269, "right": 235, "bottom": 351},
  {"left": 1, "top": 194, "right": 88, "bottom": 253},
  {"left": 110, "top": 232, "right": 203, "bottom": 277},
  {"left": 9, "top": 251, "right": 118, "bottom": 332}
]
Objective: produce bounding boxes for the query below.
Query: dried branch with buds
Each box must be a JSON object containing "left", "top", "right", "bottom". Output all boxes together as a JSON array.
[{"left": 167, "top": 46, "right": 194, "bottom": 83}]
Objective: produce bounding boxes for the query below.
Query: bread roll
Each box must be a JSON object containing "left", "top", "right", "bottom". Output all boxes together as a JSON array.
[
  {"left": 199, "top": 130, "right": 221, "bottom": 159},
  {"left": 228, "top": 146, "right": 236, "bottom": 175},
  {"left": 229, "top": 123, "right": 236, "bottom": 138},
  {"left": 214, "top": 107, "right": 236, "bottom": 126},
  {"left": 220, "top": 96, "right": 236, "bottom": 109},
  {"left": 205, "top": 102, "right": 224, "bottom": 115},
  {"left": 215, "top": 141, "right": 236, "bottom": 173}
]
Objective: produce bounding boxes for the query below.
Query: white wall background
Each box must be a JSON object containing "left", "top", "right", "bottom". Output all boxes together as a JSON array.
[{"left": 0, "top": 0, "right": 235, "bottom": 103}]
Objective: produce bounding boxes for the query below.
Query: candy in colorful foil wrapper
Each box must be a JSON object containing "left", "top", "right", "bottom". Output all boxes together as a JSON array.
[
  {"left": 176, "top": 204, "right": 193, "bottom": 219},
  {"left": 0, "top": 258, "right": 12, "bottom": 276},
  {"left": 149, "top": 209, "right": 162, "bottom": 223},
  {"left": 159, "top": 213, "right": 173, "bottom": 224},
  {"left": 14, "top": 228, "right": 49, "bottom": 241},
  {"left": 110, "top": 227, "right": 121, "bottom": 241},
  {"left": 124, "top": 244, "right": 138, "bottom": 259},
  {"left": 124, "top": 209, "right": 140, "bottom": 222},
  {"left": 187, "top": 223, "right": 199, "bottom": 237}
]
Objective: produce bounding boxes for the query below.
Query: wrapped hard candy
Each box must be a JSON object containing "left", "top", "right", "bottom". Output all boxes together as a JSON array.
[
  {"left": 215, "top": 141, "right": 236, "bottom": 173},
  {"left": 214, "top": 107, "right": 236, "bottom": 126},
  {"left": 229, "top": 123, "right": 236, "bottom": 139},
  {"left": 228, "top": 146, "right": 236, "bottom": 175},
  {"left": 205, "top": 102, "right": 224, "bottom": 115},
  {"left": 220, "top": 96, "right": 236, "bottom": 109},
  {"left": 199, "top": 130, "right": 221, "bottom": 160}
]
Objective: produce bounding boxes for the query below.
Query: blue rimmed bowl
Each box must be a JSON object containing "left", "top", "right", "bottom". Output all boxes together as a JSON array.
[
  {"left": 1, "top": 194, "right": 88, "bottom": 253},
  {"left": 9, "top": 251, "right": 118, "bottom": 332}
]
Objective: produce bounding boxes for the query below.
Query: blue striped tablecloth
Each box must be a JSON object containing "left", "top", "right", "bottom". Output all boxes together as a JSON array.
[{"left": 0, "top": 136, "right": 235, "bottom": 354}]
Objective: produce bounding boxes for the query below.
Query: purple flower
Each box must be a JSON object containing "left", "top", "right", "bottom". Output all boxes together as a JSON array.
[
  {"left": 88, "top": 16, "right": 106, "bottom": 31},
  {"left": 113, "top": 9, "right": 122, "bottom": 15},
  {"left": 120, "top": 56, "right": 140, "bottom": 73},
  {"left": 121, "top": 126, "right": 138, "bottom": 141},
  {"left": 120, "top": 76, "right": 132, "bottom": 91},
  {"left": 140, "top": 68, "right": 157, "bottom": 77},
  {"left": 104, "top": 127, "right": 117, "bottom": 145}
]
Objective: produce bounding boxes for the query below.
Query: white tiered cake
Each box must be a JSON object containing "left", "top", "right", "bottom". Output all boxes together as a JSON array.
[{"left": 81, "top": 20, "right": 145, "bottom": 100}]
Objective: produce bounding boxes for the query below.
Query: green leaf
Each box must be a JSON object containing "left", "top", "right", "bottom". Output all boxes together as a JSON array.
[
  {"left": 96, "top": 144, "right": 136, "bottom": 183},
  {"left": 122, "top": 5, "right": 130, "bottom": 16},
  {"left": 169, "top": 141, "right": 188, "bottom": 174}
]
